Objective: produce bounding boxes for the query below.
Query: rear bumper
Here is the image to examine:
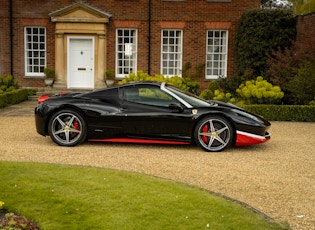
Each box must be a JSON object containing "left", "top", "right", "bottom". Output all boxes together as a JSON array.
[
  {"left": 34, "top": 107, "right": 47, "bottom": 136},
  {"left": 235, "top": 130, "right": 271, "bottom": 147}
]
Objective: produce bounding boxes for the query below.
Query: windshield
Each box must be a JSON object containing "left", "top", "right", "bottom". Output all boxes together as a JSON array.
[{"left": 165, "top": 85, "right": 210, "bottom": 107}]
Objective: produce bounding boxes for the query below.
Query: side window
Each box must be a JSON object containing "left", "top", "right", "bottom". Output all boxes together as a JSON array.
[{"left": 125, "top": 85, "right": 176, "bottom": 107}]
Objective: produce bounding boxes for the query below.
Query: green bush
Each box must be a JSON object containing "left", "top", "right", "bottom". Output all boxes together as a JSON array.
[
  {"left": 236, "top": 76, "right": 284, "bottom": 104},
  {"left": 243, "top": 105, "right": 315, "bottom": 122},
  {"left": 0, "top": 75, "right": 19, "bottom": 91},
  {"left": 199, "top": 77, "right": 283, "bottom": 105},
  {"left": 119, "top": 71, "right": 200, "bottom": 94},
  {"left": 287, "top": 61, "right": 315, "bottom": 105},
  {"left": 0, "top": 89, "right": 29, "bottom": 108},
  {"left": 199, "top": 81, "right": 220, "bottom": 100},
  {"left": 267, "top": 40, "right": 315, "bottom": 104},
  {"left": 234, "top": 9, "right": 296, "bottom": 77}
]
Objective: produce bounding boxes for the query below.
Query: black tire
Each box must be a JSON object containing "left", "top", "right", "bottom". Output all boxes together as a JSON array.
[
  {"left": 194, "top": 116, "right": 234, "bottom": 152},
  {"left": 48, "top": 109, "right": 87, "bottom": 146}
]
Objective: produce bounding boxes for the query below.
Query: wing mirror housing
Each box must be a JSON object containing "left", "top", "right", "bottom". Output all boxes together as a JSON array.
[{"left": 169, "top": 103, "right": 184, "bottom": 112}]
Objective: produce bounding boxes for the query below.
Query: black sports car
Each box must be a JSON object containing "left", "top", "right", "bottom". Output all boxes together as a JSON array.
[{"left": 35, "top": 81, "right": 271, "bottom": 152}]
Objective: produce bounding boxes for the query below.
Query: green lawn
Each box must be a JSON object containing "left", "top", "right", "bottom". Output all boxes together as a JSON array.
[{"left": 0, "top": 162, "right": 289, "bottom": 230}]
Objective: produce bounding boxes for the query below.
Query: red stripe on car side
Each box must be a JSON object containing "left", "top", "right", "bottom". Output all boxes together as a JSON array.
[{"left": 88, "top": 138, "right": 191, "bottom": 145}]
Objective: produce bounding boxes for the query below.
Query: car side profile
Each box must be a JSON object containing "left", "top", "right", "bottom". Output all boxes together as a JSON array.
[{"left": 35, "top": 81, "right": 271, "bottom": 152}]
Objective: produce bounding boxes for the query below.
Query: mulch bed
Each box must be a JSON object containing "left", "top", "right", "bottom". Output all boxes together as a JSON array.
[{"left": 0, "top": 209, "right": 39, "bottom": 230}]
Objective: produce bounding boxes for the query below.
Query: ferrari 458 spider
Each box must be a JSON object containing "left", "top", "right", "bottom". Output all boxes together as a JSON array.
[{"left": 35, "top": 81, "right": 271, "bottom": 152}]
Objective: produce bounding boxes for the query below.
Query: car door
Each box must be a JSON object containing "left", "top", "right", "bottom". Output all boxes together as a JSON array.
[{"left": 118, "top": 84, "right": 194, "bottom": 140}]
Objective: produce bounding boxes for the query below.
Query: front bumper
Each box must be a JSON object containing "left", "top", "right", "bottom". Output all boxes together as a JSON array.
[{"left": 235, "top": 130, "right": 271, "bottom": 147}]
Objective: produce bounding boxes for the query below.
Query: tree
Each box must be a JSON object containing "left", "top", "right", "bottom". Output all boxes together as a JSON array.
[
  {"left": 292, "top": 0, "right": 315, "bottom": 14},
  {"left": 234, "top": 9, "right": 296, "bottom": 78},
  {"left": 261, "top": 0, "right": 293, "bottom": 8}
]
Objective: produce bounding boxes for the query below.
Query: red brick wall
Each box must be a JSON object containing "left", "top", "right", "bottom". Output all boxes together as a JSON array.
[
  {"left": 1, "top": 0, "right": 261, "bottom": 89},
  {"left": 296, "top": 12, "right": 315, "bottom": 50},
  {"left": 0, "top": 0, "right": 11, "bottom": 75}
]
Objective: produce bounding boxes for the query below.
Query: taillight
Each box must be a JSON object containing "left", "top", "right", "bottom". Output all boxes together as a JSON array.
[{"left": 38, "top": 95, "right": 50, "bottom": 104}]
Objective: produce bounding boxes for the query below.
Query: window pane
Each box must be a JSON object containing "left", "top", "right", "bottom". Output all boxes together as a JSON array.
[
  {"left": 206, "top": 30, "right": 228, "bottom": 79},
  {"left": 161, "top": 29, "right": 182, "bottom": 77},
  {"left": 25, "top": 27, "right": 46, "bottom": 76},
  {"left": 116, "top": 29, "right": 138, "bottom": 78}
]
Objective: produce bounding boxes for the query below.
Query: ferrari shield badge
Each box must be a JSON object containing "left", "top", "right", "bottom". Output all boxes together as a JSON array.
[{"left": 192, "top": 109, "right": 198, "bottom": 115}]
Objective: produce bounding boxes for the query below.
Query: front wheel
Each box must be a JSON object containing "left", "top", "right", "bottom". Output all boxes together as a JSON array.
[
  {"left": 48, "top": 109, "right": 87, "bottom": 146},
  {"left": 194, "top": 116, "right": 234, "bottom": 152}
]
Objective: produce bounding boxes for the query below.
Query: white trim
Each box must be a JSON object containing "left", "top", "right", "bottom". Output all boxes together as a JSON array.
[
  {"left": 236, "top": 130, "right": 266, "bottom": 140},
  {"left": 161, "top": 82, "right": 192, "bottom": 108}
]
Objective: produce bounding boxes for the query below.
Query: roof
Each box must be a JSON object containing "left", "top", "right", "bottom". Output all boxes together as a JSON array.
[{"left": 49, "top": 1, "right": 112, "bottom": 18}]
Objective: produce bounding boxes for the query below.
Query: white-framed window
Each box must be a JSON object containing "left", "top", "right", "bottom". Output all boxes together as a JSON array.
[
  {"left": 206, "top": 30, "right": 228, "bottom": 79},
  {"left": 161, "top": 29, "right": 182, "bottom": 77},
  {"left": 24, "top": 27, "right": 46, "bottom": 77},
  {"left": 116, "top": 29, "right": 138, "bottom": 79}
]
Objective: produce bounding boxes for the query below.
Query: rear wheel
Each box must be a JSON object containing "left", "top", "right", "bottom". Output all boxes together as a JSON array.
[
  {"left": 194, "top": 116, "right": 234, "bottom": 152},
  {"left": 48, "top": 109, "right": 87, "bottom": 146}
]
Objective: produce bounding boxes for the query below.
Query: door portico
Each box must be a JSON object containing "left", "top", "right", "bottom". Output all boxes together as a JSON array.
[{"left": 49, "top": 2, "right": 111, "bottom": 90}]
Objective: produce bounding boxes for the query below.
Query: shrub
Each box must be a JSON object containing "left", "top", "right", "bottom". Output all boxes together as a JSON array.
[
  {"left": 267, "top": 40, "right": 315, "bottom": 104},
  {"left": 236, "top": 77, "right": 284, "bottom": 104},
  {"left": 0, "top": 75, "right": 19, "bottom": 93},
  {"left": 119, "top": 71, "right": 200, "bottom": 94},
  {"left": 213, "top": 90, "right": 237, "bottom": 103},
  {"left": 199, "top": 77, "right": 283, "bottom": 105},
  {"left": 0, "top": 89, "right": 29, "bottom": 108},
  {"left": 199, "top": 81, "right": 220, "bottom": 100},
  {"left": 43, "top": 67, "right": 55, "bottom": 79},
  {"left": 234, "top": 9, "right": 296, "bottom": 77},
  {"left": 287, "top": 61, "right": 315, "bottom": 105},
  {"left": 243, "top": 105, "right": 315, "bottom": 122}
]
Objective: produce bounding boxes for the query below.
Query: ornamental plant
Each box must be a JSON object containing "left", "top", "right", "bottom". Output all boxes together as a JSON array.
[
  {"left": 0, "top": 75, "right": 19, "bottom": 94},
  {"left": 119, "top": 70, "right": 200, "bottom": 94},
  {"left": 213, "top": 90, "right": 237, "bottom": 104},
  {"left": 236, "top": 76, "right": 284, "bottom": 104},
  {"left": 0, "top": 201, "right": 4, "bottom": 209}
]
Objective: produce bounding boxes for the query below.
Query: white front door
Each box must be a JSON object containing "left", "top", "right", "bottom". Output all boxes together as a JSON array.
[{"left": 68, "top": 37, "right": 94, "bottom": 89}]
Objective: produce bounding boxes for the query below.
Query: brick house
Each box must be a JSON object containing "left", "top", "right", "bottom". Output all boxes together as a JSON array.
[{"left": 0, "top": 0, "right": 260, "bottom": 91}]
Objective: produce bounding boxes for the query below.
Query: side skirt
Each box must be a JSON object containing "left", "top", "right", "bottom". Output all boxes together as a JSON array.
[{"left": 88, "top": 138, "right": 191, "bottom": 145}]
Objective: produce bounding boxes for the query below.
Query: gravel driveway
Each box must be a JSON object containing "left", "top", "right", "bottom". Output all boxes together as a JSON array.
[{"left": 0, "top": 101, "right": 314, "bottom": 230}]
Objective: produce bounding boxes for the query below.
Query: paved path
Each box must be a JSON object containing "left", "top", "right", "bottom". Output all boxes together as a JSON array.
[
  {"left": 0, "top": 100, "right": 315, "bottom": 230},
  {"left": 0, "top": 100, "right": 37, "bottom": 116}
]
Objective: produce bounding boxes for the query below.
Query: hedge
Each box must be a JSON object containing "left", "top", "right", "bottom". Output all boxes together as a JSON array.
[
  {"left": 0, "top": 89, "right": 29, "bottom": 108},
  {"left": 243, "top": 105, "right": 315, "bottom": 122}
]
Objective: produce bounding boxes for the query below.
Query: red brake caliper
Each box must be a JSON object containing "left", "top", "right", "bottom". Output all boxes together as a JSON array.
[
  {"left": 73, "top": 120, "right": 79, "bottom": 136},
  {"left": 201, "top": 124, "right": 209, "bottom": 144}
]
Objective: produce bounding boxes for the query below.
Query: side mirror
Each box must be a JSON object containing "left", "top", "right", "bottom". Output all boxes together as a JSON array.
[{"left": 168, "top": 103, "right": 184, "bottom": 112}]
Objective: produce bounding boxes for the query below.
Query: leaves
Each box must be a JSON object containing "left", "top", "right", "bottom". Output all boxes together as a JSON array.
[{"left": 234, "top": 9, "right": 296, "bottom": 77}]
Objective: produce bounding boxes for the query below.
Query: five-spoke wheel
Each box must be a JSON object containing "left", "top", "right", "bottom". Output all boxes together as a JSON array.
[
  {"left": 48, "top": 109, "right": 87, "bottom": 146},
  {"left": 194, "top": 116, "right": 234, "bottom": 152}
]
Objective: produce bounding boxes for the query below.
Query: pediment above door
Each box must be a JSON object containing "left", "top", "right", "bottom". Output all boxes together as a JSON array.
[{"left": 49, "top": 1, "right": 111, "bottom": 23}]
